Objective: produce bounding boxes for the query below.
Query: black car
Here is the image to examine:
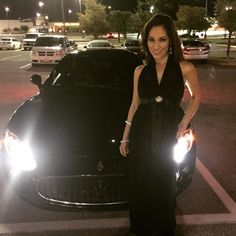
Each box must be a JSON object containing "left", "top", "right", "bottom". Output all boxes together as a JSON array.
[
  {"left": 0, "top": 49, "right": 196, "bottom": 209},
  {"left": 122, "top": 39, "right": 145, "bottom": 59}
]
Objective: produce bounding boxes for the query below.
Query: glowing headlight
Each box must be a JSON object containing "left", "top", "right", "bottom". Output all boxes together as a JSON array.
[
  {"left": 173, "top": 129, "right": 194, "bottom": 164},
  {"left": 3, "top": 130, "right": 36, "bottom": 175}
]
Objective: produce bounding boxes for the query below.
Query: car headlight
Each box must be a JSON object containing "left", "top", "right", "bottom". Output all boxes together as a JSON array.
[
  {"left": 173, "top": 129, "right": 194, "bottom": 164},
  {"left": 3, "top": 129, "right": 36, "bottom": 175},
  {"left": 55, "top": 49, "right": 65, "bottom": 56},
  {"left": 30, "top": 50, "right": 36, "bottom": 57}
]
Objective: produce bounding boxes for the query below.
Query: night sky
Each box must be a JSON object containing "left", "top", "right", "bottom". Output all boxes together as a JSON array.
[
  {"left": 0, "top": 0, "right": 215, "bottom": 22},
  {"left": 0, "top": 0, "right": 137, "bottom": 21}
]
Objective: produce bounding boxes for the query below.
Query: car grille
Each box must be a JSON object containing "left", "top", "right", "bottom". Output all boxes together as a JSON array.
[
  {"left": 38, "top": 51, "right": 55, "bottom": 56},
  {"left": 36, "top": 174, "right": 128, "bottom": 207},
  {"left": 24, "top": 42, "right": 35, "bottom": 46}
]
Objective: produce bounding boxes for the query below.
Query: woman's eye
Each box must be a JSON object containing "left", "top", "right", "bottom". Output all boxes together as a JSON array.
[
  {"left": 160, "top": 38, "right": 167, "bottom": 42},
  {"left": 148, "top": 38, "right": 155, "bottom": 42}
]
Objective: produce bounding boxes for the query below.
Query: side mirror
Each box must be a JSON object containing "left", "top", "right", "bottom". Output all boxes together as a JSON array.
[{"left": 31, "top": 74, "right": 42, "bottom": 89}]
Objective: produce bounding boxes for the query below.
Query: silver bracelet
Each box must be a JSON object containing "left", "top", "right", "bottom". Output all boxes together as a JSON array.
[
  {"left": 120, "top": 139, "right": 130, "bottom": 143},
  {"left": 125, "top": 120, "right": 132, "bottom": 126}
]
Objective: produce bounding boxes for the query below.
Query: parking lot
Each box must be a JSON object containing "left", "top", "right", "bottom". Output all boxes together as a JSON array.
[{"left": 0, "top": 42, "right": 236, "bottom": 235}]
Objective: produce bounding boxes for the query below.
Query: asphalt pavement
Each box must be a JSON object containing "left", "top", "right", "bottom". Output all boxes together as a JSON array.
[{"left": 0, "top": 35, "right": 236, "bottom": 236}]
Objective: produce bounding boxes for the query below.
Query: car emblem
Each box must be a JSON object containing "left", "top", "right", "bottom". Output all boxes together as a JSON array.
[{"left": 97, "top": 161, "right": 104, "bottom": 172}]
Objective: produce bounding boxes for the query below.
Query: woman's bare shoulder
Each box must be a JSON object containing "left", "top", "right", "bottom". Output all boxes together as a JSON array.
[
  {"left": 134, "top": 64, "right": 146, "bottom": 76},
  {"left": 135, "top": 64, "right": 146, "bottom": 71},
  {"left": 180, "top": 60, "right": 196, "bottom": 74}
]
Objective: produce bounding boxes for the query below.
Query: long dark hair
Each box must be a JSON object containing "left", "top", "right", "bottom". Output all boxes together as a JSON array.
[{"left": 141, "top": 14, "right": 183, "bottom": 63}]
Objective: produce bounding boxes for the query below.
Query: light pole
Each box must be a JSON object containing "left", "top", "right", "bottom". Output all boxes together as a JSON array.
[
  {"left": 78, "top": 0, "right": 82, "bottom": 12},
  {"left": 60, "top": 0, "right": 66, "bottom": 35},
  {"left": 68, "top": 9, "right": 72, "bottom": 32},
  {"left": 205, "top": 0, "right": 208, "bottom": 18},
  {"left": 225, "top": 3, "right": 233, "bottom": 58},
  {"left": 38, "top": 1, "right": 44, "bottom": 13},
  {"left": 5, "top": 6, "right": 10, "bottom": 34}
]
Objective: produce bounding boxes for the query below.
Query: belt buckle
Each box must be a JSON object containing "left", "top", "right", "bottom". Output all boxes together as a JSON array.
[{"left": 155, "top": 96, "right": 163, "bottom": 103}]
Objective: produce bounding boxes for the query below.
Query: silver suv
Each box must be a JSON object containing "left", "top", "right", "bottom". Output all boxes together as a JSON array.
[
  {"left": 23, "top": 32, "right": 44, "bottom": 50},
  {"left": 30, "top": 35, "right": 72, "bottom": 66}
]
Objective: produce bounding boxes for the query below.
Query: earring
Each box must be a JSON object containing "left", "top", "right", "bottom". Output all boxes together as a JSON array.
[{"left": 168, "top": 45, "right": 173, "bottom": 54}]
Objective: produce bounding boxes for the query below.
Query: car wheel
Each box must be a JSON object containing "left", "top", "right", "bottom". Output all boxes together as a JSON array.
[
  {"left": 12, "top": 45, "right": 15, "bottom": 50},
  {"left": 31, "top": 63, "right": 38, "bottom": 67}
]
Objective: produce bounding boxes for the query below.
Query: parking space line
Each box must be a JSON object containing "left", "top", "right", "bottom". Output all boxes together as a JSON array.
[
  {"left": 0, "top": 55, "right": 21, "bottom": 61},
  {"left": 19, "top": 63, "right": 31, "bottom": 69},
  {"left": 196, "top": 158, "right": 236, "bottom": 213},
  {"left": 0, "top": 158, "right": 235, "bottom": 234},
  {"left": 0, "top": 213, "right": 236, "bottom": 235}
]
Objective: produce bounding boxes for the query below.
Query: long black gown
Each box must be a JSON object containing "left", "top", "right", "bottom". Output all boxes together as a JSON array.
[{"left": 128, "top": 55, "right": 185, "bottom": 236}]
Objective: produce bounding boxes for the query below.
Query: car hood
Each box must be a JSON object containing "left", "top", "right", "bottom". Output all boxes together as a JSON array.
[
  {"left": 32, "top": 46, "right": 64, "bottom": 51},
  {"left": 7, "top": 87, "right": 131, "bottom": 158}
]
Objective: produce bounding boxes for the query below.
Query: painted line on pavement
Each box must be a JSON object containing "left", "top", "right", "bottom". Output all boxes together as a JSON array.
[
  {"left": 1, "top": 214, "right": 236, "bottom": 234},
  {"left": 19, "top": 63, "right": 31, "bottom": 69},
  {"left": 0, "top": 55, "right": 21, "bottom": 61},
  {"left": 0, "top": 158, "right": 236, "bottom": 234},
  {"left": 196, "top": 158, "right": 236, "bottom": 213}
]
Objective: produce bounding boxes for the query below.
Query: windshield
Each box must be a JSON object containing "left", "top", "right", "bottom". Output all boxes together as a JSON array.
[
  {"left": 88, "top": 42, "right": 111, "bottom": 48},
  {"left": 125, "top": 41, "right": 140, "bottom": 47},
  {"left": 24, "top": 34, "right": 39, "bottom": 39},
  {"left": 45, "top": 52, "right": 141, "bottom": 89},
  {"left": 35, "top": 37, "right": 65, "bottom": 47},
  {"left": 1, "top": 38, "right": 11, "bottom": 42},
  {"left": 183, "top": 40, "right": 205, "bottom": 47}
]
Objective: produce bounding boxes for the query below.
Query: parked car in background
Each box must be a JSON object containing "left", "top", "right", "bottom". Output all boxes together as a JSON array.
[
  {"left": 23, "top": 32, "right": 44, "bottom": 50},
  {"left": 30, "top": 35, "right": 73, "bottom": 66},
  {"left": 0, "top": 49, "right": 196, "bottom": 209},
  {"left": 182, "top": 39, "right": 209, "bottom": 61},
  {"left": 84, "top": 39, "right": 114, "bottom": 50},
  {"left": 0, "top": 37, "right": 22, "bottom": 50},
  {"left": 122, "top": 39, "right": 145, "bottom": 59}
]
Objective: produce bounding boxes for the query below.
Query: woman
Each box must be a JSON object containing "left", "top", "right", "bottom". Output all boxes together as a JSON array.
[{"left": 119, "top": 14, "right": 201, "bottom": 236}]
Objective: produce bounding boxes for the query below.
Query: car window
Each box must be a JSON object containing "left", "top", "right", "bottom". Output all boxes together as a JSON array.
[
  {"left": 125, "top": 41, "right": 140, "bottom": 47},
  {"left": 89, "top": 42, "right": 111, "bottom": 47},
  {"left": 182, "top": 40, "right": 205, "bottom": 47},
  {"left": 45, "top": 52, "right": 141, "bottom": 89},
  {"left": 24, "top": 34, "right": 39, "bottom": 38},
  {"left": 35, "top": 37, "right": 65, "bottom": 47},
  {"left": 2, "top": 38, "right": 10, "bottom": 42}
]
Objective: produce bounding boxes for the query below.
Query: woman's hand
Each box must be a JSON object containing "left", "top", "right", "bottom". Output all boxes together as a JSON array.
[
  {"left": 119, "top": 142, "right": 130, "bottom": 157},
  {"left": 176, "top": 122, "right": 188, "bottom": 139}
]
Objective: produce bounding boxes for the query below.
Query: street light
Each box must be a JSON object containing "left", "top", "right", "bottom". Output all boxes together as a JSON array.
[
  {"left": 205, "top": 0, "right": 208, "bottom": 18},
  {"left": 60, "top": 0, "right": 66, "bottom": 35},
  {"left": 38, "top": 1, "right": 44, "bottom": 13},
  {"left": 150, "top": 5, "right": 154, "bottom": 13},
  {"left": 5, "top": 6, "right": 10, "bottom": 34},
  {"left": 68, "top": 9, "right": 72, "bottom": 32},
  {"left": 78, "top": 0, "right": 82, "bottom": 12}
]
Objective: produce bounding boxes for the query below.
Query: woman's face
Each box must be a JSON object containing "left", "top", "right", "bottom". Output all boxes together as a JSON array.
[{"left": 147, "top": 25, "right": 170, "bottom": 62}]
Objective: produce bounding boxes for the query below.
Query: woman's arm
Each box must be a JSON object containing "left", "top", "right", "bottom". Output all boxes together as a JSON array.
[
  {"left": 177, "top": 61, "right": 201, "bottom": 138},
  {"left": 119, "top": 65, "right": 144, "bottom": 157}
]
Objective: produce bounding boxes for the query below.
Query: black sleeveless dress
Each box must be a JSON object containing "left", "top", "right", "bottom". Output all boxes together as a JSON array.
[{"left": 128, "top": 55, "right": 184, "bottom": 235}]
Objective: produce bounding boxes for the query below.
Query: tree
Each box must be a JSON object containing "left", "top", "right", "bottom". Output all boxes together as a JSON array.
[
  {"left": 155, "top": 0, "right": 180, "bottom": 20},
  {"left": 136, "top": 0, "right": 180, "bottom": 20},
  {"left": 106, "top": 10, "right": 132, "bottom": 42},
  {"left": 216, "top": 0, "right": 236, "bottom": 58},
  {"left": 177, "top": 6, "right": 212, "bottom": 35},
  {"left": 128, "top": 11, "right": 152, "bottom": 39},
  {"left": 78, "top": 0, "right": 110, "bottom": 38}
]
